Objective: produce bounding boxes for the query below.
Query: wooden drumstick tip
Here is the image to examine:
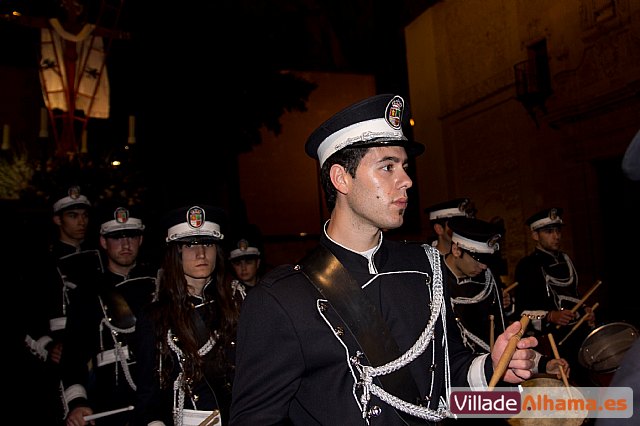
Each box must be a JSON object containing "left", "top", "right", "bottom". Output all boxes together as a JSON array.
[
  {"left": 558, "top": 302, "right": 600, "bottom": 346},
  {"left": 555, "top": 280, "right": 602, "bottom": 329},
  {"left": 547, "top": 333, "right": 572, "bottom": 396},
  {"left": 503, "top": 282, "right": 519, "bottom": 293}
]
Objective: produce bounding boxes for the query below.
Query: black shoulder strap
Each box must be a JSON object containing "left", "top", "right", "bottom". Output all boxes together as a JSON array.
[{"left": 299, "top": 244, "right": 428, "bottom": 425}]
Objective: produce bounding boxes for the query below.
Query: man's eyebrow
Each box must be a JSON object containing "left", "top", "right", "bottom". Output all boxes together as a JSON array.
[{"left": 378, "top": 155, "right": 405, "bottom": 163}]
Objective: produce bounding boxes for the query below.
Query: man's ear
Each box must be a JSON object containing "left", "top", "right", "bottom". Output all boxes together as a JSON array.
[
  {"left": 434, "top": 223, "right": 445, "bottom": 236},
  {"left": 99, "top": 236, "right": 107, "bottom": 250},
  {"left": 330, "top": 164, "right": 350, "bottom": 195},
  {"left": 451, "top": 242, "right": 462, "bottom": 258},
  {"left": 52, "top": 215, "right": 62, "bottom": 226},
  {"left": 531, "top": 230, "right": 540, "bottom": 242}
]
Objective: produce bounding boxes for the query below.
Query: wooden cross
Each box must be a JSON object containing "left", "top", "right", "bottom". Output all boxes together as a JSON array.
[{"left": 3, "top": 0, "right": 129, "bottom": 158}]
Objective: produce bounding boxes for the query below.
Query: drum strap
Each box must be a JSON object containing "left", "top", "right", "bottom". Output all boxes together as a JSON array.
[{"left": 299, "top": 244, "right": 429, "bottom": 426}]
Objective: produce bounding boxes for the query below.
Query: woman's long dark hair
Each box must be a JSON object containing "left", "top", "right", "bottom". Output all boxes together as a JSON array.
[{"left": 151, "top": 242, "right": 239, "bottom": 388}]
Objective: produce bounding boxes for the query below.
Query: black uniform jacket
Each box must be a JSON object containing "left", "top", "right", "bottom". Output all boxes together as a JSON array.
[
  {"left": 447, "top": 268, "right": 506, "bottom": 355},
  {"left": 25, "top": 246, "right": 103, "bottom": 359},
  {"left": 133, "top": 283, "right": 234, "bottom": 425},
  {"left": 61, "top": 264, "right": 157, "bottom": 414},
  {"left": 230, "top": 233, "right": 494, "bottom": 425},
  {"left": 514, "top": 248, "right": 582, "bottom": 335}
]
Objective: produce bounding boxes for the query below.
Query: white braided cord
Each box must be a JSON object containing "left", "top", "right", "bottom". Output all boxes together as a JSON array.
[
  {"left": 451, "top": 270, "right": 504, "bottom": 352},
  {"left": 450, "top": 269, "right": 494, "bottom": 305},
  {"left": 458, "top": 325, "right": 490, "bottom": 353},
  {"left": 101, "top": 318, "right": 137, "bottom": 391},
  {"left": 231, "top": 279, "right": 247, "bottom": 300},
  {"left": 542, "top": 251, "right": 579, "bottom": 312},
  {"left": 167, "top": 329, "right": 216, "bottom": 426},
  {"left": 354, "top": 246, "right": 451, "bottom": 421},
  {"left": 97, "top": 294, "right": 137, "bottom": 391}
]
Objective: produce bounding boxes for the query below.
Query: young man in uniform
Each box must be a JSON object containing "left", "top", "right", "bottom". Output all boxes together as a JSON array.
[
  {"left": 24, "top": 185, "right": 98, "bottom": 425},
  {"left": 61, "top": 202, "right": 157, "bottom": 425},
  {"left": 445, "top": 216, "right": 568, "bottom": 374},
  {"left": 230, "top": 94, "right": 541, "bottom": 425},
  {"left": 424, "top": 198, "right": 473, "bottom": 256},
  {"left": 228, "top": 230, "right": 263, "bottom": 300},
  {"left": 514, "top": 207, "right": 595, "bottom": 385}
]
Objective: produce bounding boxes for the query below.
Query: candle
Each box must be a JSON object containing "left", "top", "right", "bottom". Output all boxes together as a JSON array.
[
  {"left": 1, "top": 124, "right": 9, "bottom": 150},
  {"left": 128, "top": 115, "right": 136, "bottom": 144},
  {"left": 81, "top": 128, "right": 88, "bottom": 153},
  {"left": 39, "top": 107, "right": 49, "bottom": 138}
]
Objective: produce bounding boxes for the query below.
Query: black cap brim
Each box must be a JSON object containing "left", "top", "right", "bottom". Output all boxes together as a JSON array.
[{"left": 171, "top": 236, "right": 220, "bottom": 245}]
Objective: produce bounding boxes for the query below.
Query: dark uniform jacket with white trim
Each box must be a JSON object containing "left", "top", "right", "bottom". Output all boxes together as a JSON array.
[
  {"left": 61, "top": 263, "right": 157, "bottom": 422},
  {"left": 132, "top": 281, "right": 237, "bottom": 426},
  {"left": 230, "top": 232, "right": 496, "bottom": 426},
  {"left": 514, "top": 247, "right": 582, "bottom": 336},
  {"left": 446, "top": 266, "right": 506, "bottom": 355},
  {"left": 25, "top": 243, "right": 102, "bottom": 362}
]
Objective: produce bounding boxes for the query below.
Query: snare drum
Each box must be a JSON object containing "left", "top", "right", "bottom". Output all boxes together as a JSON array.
[
  {"left": 578, "top": 322, "right": 639, "bottom": 386},
  {"left": 507, "top": 375, "right": 586, "bottom": 426}
]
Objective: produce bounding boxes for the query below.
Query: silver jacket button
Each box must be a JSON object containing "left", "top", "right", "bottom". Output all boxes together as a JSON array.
[{"left": 367, "top": 405, "right": 382, "bottom": 417}]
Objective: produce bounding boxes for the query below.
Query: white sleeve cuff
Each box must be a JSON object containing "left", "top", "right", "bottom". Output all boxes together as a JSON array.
[
  {"left": 468, "top": 353, "right": 489, "bottom": 390},
  {"left": 64, "top": 384, "right": 87, "bottom": 403}
]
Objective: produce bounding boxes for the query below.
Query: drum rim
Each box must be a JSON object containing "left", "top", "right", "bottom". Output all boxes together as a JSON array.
[
  {"left": 581, "top": 321, "right": 639, "bottom": 342},
  {"left": 578, "top": 321, "right": 639, "bottom": 370}
]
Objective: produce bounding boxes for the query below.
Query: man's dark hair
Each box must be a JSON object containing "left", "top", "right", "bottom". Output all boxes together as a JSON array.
[
  {"left": 320, "top": 147, "right": 369, "bottom": 212},
  {"left": 430, "top": 218, "right": 448, "bottom": 228}
]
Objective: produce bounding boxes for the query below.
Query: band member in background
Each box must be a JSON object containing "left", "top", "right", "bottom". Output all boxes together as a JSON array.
[
  {"left": 227, "top": 227, "right": 264, "bottom": 300},
  {"left": 24, "top": 185, "right": 97, "bottom": 425},
  {"left": 515, "top": 207, "right": 595, "bottom": 385},
  {"left": 62, "top": 202, "right": 157, "bottom": 426},
  {"left": 444, "top": 216, "right": 568, "bottom": 378},
  {"left": 424, "top": 197, "right": 473, "bottom": 256}
]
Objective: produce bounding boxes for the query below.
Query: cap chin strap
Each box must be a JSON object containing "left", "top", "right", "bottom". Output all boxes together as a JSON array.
[
  {"left": 317, "top": 118, "right": 405, "bottom": 167},
  {"left": 166, "top": 221, "right": 222, "bottom": 242},
  {"left": 100, "top": 218, "right": 144, "bottom": 235},
  {"left": 53, "top": 195, "right": 90, "bottom": 213},
  {"left": 229, "top": 247, "right": 260, "bottom": 260},
  {"left": 530, "top": 217, "right": 563, "bottom": 231},
  {"left": 429, "top": 208, "right": 466, "bottom": 220},
  {"left": 451, "top": 234, "right": 495, "bottom": 254}
]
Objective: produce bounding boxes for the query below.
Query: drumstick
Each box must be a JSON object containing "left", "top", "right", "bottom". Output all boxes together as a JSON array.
[
  {"left": 199, "top": 409, "right": 221, "bottom": 425},
  {"left": 547, "top": 333, "right": 572, "bottom": 397},
  {"left": 488, "top": 315, "right": 530, "bottom": 390},
  {"left": 559, "top": 302, "right": 599, "bottom": 346},
  {"left": 503, "top": 282, "right": 519, "bottom": 293},
  {"left": 556, "top": 280, "right": 602, "bottom": 329},
  {"left": 489, "top": 314, "right": 495, "bottom": 351},
  {"left": 84, "top": 405, "right": 134, "bottom": 421}
]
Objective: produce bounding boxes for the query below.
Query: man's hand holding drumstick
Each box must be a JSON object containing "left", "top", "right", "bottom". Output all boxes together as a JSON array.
[
  {"left": 489, "top": 318, "right": 539, "bottom": 387},
  {"left": 551, "top": 279, "right": 601, "bottom": 328}
]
